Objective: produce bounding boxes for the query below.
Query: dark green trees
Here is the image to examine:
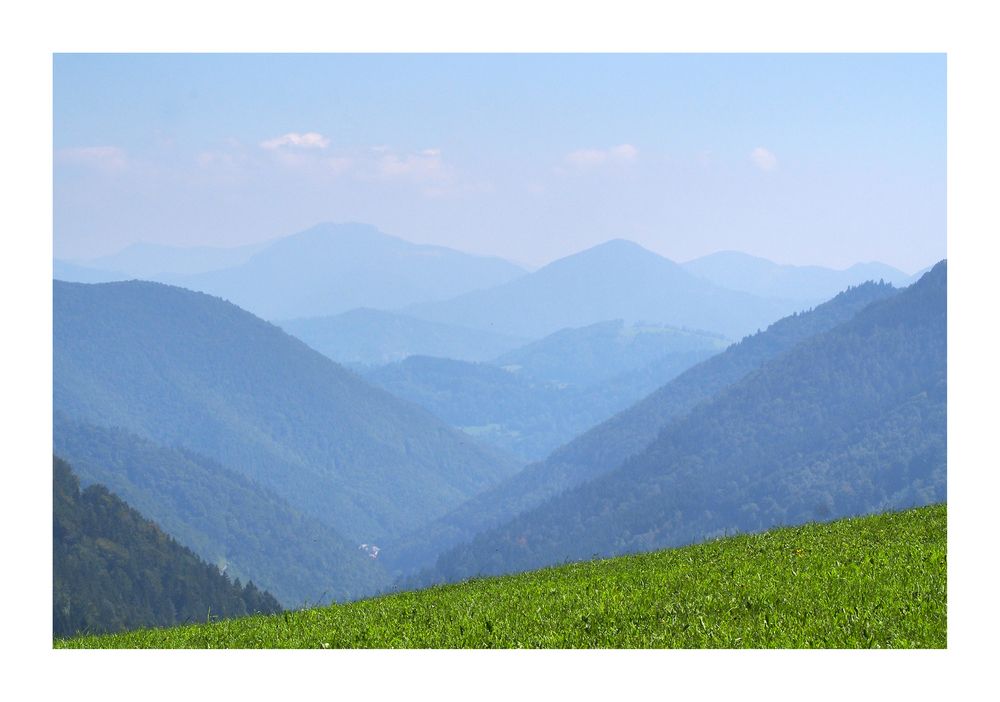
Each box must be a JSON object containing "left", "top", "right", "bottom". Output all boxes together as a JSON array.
[{"left": 53, "top": 456, "right": 281, "bottom": 638}]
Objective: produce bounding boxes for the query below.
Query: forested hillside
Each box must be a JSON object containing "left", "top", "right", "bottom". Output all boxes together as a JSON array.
[
  {"left": 423, "top": 263, "right": 945, "bottom": 584},
  {"left": 365, "top": 343, "right": 715, "bottom": 462},
  {"left": 54, "top": 416, "right": 389, "bottom": 606},
  {"left": 54, "top": 456, "right": 281, "bottom": 637},
  {"left": 490, "top": 319, "right": 726, "bottom": 387},
  {"left": 53, "top": 280, "right": 522, "bottom": 544},
  {"left": 384, "top": 279, "right": 899, "bottom": 576}
]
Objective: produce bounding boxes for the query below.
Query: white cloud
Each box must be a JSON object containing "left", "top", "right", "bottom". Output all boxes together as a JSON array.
[
  {"left": 259, "top": 132, "right": 330, "bottom": 150},
  {"left": 57, "top": 146, "right": 127, "bottom": 171},
  {"left": 565, "top": 143, "right": 638, "bottom": 169},
  {"left": 750, "top": 146, "right": 778, "bottom": 171}
]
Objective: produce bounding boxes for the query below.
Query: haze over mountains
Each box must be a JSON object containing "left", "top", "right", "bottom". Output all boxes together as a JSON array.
[
  {"left": 57, "top": 223, "right": 527, "bottom": 320},
  {"left": 51, "top": 220, "right": 945, "bottom": 633},
  {"left": 404, "top": 239, "right": 797, "bottom": 339},
  {"left": 363, "top": 322, "right": 725, "bottom": 461},
  {"left": 55, "top": 222, "right": 928, "bottom": 357},
  {"left": 384, "top": 279, "right": 901, "bottom": 576},
  {"left": 417, "top": 264, "right": 945, "bottom": 585},
  {"left": 278, "top": 308, "right": 528, "bottom": 367},
  {"left": 682, "top": 250, "right": 918, "bottom": 304},
  {"left": 54, "top": 280, "right": 522, "bottom": 546}
]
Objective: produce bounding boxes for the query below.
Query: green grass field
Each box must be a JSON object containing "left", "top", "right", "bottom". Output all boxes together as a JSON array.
[{"left": 56, "top": 504, "right": 946, "bottom": 648}]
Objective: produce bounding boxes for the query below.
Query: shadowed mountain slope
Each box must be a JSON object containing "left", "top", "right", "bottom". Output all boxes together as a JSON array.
[
  {"left": 54, "top": 280, "right": 522, "bottom": 545},
  {"left": 382, "top": 279, "right": 901, "bottom": 576},
  {"left": 421, "top": 262, "right": 945, "bottom": 585},
  {"left": 54, "top": 456, "right": 282, "bottom": 637},
  {"left": 54, "top": 416, "right": 390, "bottom": 606}
]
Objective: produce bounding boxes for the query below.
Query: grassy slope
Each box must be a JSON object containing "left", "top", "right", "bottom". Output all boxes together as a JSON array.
[{"left": 58, "top": 505, "right": 946, "bottom": 648}]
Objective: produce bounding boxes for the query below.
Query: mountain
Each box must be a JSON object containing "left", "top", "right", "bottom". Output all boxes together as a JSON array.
[
  {"left": 422, "top": 262, "right": 946, "bottom": 584},
  {"left": 682, "top": 251, "right": 916, "bottom": 304},
  {"left": 364, "top": 349, "right": 711, "bottom": 462},
  {"left": 363, "top": 321, "right": 723, "bottom": 461},
  {"left": 279, "top": 308, "right": 527, "bottom": 367},
  {"left": 491, "top": 319, "right": 728, "bottom": 387},
  {"left": 54, "top": 416, "right": 389, "bottom": 606},
  {"left": 382, "top": 279, "right": 901, "bottom": 576},
  {"left": 54, "top": 456, "right": 282, "bottom": 637},
  {"left": 168, "top": 222, "right": 527, "bottom": 320},
  {"left": 405, "top": 239, "right": 796, "bottom": 339},
  {"left": 53, "top": 280, "right": 522, "bottom": 545}
]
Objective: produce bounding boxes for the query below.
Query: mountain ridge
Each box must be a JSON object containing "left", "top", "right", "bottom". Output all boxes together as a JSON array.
[
  {"left": 54, "top": 279, "right": 523, "bottom": 546},
  {"left": 419, "top": 262, "right": 946, "bottom": 585},
  {"left": 383, "top": 278, "right": 902, "bottom": 576},
  {"left": 404, "top": 238, "right": 799, "bottom": 339}
]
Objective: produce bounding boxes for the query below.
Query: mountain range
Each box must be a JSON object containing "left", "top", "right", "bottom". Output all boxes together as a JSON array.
[
  {"left": 54, "top": 279, "right": 522, "bottom": 548},
  {"left": 363, "top": 321, "right": 725, "bottom": 461},
  {"left": 404, "top": 239, "right": 799, "bottom": 339},
  {"left": 55, "top": 222, "right": 930, "bottom": 357},
  {"left": 383, "top": 278, "right": 903, "bottom": 577},
  {"left": 682, "top": 250, "right": 918, "bottom": 304},
  {"left": 416, "top": 263, "right": 946, "bottom": 585},
  {"left": 51, "top": 221, "right": 945, "bottom": 636}
]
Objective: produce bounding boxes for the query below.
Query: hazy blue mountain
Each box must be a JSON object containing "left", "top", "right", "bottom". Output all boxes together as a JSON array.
[
  {"left": 279, "top": 308, "right": 527, "bottom": 367},
  {"left": 683, "top": 250, "right": 915, "bottom": 304},
  {"left": 54, "top": 415, "right": 389, "bottom": 606},
  {"left": 405, "top": 239, "right": 795, "bottom": 339},
  {"left": 419, "top": 263, "right": 946, "bottom": 585},
  {"left": 81, "top": 240, "right": 270, "bottom": 278},
  {"left": 382, "top": 280, "right": 901, "bottom": 576},
  {"left": 54, "top": 456, "right": 282, "bottom": 638},
  {"left": 362, "top": 320, "right": 725, "bottom": 460},
  {"left": 364, "top": 345, "right": 713, "bottom": 463},
  {"left": 491, "top": 319, "right": 728, "bottom": 387},
  {"left": 53, "top": 259, "right": 129, "bottom": 284},
  {"left": 168, "top": 222, "right": 527, "bottom": 320},
  {"left": 53, "top": 280, "right": 522, "bottom": 545}
]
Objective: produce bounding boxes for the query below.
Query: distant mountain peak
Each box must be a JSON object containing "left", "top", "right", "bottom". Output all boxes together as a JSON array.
[{"left": 542, "top": 238, "right": 678, "bottom": 274}]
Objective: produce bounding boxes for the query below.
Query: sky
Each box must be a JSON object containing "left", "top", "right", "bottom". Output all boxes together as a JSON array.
[{"left": 53, "top": 53, "right": 946, "bottom": 272}]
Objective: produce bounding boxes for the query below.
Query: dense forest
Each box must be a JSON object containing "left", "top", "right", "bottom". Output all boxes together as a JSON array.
[
  {"left": 418, "top": 263, "right": 945, "bottom": 585},
  {"left": 490, "top": 319, "right": 726, "bottom": 387},
  {"left": 54, "top": 416, "right": 390, "bottom": 606},
  {"left": 53, "top": 279, "right": 521, "bottom": 544},
  {"left": 54, "top": 456, "right": 281, "bottom": 637},
  {"left": 365, "top": 343, "right": 716, "bottom": 461},
  {"left": 383, "top": 279, "right": 899, "bottom": 576}
]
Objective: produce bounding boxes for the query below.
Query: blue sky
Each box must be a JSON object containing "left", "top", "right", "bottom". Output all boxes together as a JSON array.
[{"left": 54, "top": 53, "right": 945, "bottom": 271}]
